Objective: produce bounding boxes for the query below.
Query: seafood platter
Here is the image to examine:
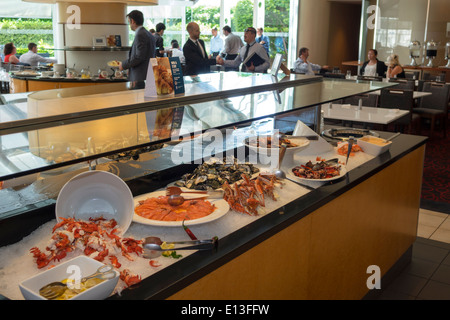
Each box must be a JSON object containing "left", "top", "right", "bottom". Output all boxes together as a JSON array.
[
  {"left": 3, "top": 157, "right": 298, "bottom": 300},
  {"left": 1, "top": 135, "right": 379, "bottom": 299},
  {"left": 289, "top": 157, "right": 347, "bottom": 182}
]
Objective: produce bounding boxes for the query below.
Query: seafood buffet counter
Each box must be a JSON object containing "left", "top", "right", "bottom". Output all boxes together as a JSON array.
[{"left": 0, "top": 72, "right": 427, "bottom": 300}]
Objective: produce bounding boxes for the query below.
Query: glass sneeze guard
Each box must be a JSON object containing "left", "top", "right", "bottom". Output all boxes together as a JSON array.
[{"left": 0, "top": 73, "right": 396, "bottom": 181}]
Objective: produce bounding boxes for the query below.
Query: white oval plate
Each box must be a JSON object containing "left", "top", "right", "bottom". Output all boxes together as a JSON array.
[
  {"left": 243, "top": 135, "right": 310, "bottom": 155},
  {"left": 287, "top": 163, "right": 347, "bottom": 182},
  {"left": 132, "top": 190, "right": 230, "bottom": 227}
]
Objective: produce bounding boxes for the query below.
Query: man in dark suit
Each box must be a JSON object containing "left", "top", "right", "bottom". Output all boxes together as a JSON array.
[
  {"left": 119, "top": 10, "right": 156, "bottom": 89},
  {"left": 183, "top": 22, "right": 217, "bottom": 76}
]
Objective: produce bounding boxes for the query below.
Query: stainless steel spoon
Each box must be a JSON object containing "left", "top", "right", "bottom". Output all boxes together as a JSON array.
[
  {"left": 167, "top": 195, "right": 208, "bottom": 206},
  {"left": 384, "top": 132, "right": 401, "bottom": 143},
  {"left": 274, "top": 144, "right": 287, "bottom": 180}
]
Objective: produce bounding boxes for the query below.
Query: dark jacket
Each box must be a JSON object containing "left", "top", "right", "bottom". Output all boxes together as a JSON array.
[
  {"left": 360, "top": 59, "right": 387, "bottom": 77},
  {"left": 154, "top": 33, "right": 165, "bottom": 57},
  {"left": 183, "top": 38, "right": 216, "bottom": 76},
  {"left": 122, "top": 27, "right": 156, "bottom": 82}
]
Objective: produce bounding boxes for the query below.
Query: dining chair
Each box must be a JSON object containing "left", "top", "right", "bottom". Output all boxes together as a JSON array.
[
  {"left": 418, "top": 80, "right": 446, "bottom": 92},
  {"left": 379, "top": 89, "right": 415, "bottom": 133},
  {"left": 342, "top": 93, "right": 378, "bottom": 107},
  {"left": 405, "top": 71, "right": 420, "bottom": 80},
  {"left": 388, "top": 79, "right": 415, "bottom": 91},
  {"left": 413, "top": 82, "right": 450, "bottom": 138}
]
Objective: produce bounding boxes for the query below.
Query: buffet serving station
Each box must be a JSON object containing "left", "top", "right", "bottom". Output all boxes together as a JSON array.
[{"left": 0, "top": 72, "right": 426, "bottom": 300}]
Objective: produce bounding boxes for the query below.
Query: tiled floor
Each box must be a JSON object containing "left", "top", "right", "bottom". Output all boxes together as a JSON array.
[{"left": 376, "top": 208, "right": 450, "bottom": 300}]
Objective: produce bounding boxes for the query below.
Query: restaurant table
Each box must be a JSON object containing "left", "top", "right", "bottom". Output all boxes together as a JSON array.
[
  {"left": 322, "top": 103, "right": 409, "bottom": 125},
  {"left": 369, "top": 90, "right": 432, "bottom": 100}
]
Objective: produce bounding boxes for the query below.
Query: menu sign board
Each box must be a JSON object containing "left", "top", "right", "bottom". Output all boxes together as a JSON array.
[
  {"left": 145, "top": 57, "right": 185, "bottom": 97},
  {"left": 169, "top": 57, "right": 185, "bottom": 95}
]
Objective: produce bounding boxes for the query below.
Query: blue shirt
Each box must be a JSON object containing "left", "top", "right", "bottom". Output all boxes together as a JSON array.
[
  {"left": 293, "top": 57, "right": 321, "bottom": 75},
  {"left": 210, "top": 35, "right": 223, "bottom": 54},
  {"left": 256, "top": 34, "right": 269, "bottom": 54}
]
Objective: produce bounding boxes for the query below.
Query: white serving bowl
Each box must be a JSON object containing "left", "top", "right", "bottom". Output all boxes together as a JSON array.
[
  {"left": 357, "top": 135, "right": 392, "bottom": 156},
  {"left": 19, "top": 256, "right": 119, "bottom": 300},
  {"left": 56, "top": 170, "right": 134, "bottom": 235},
  {"left": 244, "top": 135, "right": 310, "bottom": 156}
]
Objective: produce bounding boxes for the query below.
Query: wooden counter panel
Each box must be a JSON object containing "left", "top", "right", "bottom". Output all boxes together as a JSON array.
[
  {"left": 307, "top": 146, "right": 424, "bottom": 299},
  {"left": 10, "top": 78, "right": 28, "bottom": 93},
  {"left": 23, "top": 80, "right": 117, "bottom": 93},
  {"left": 168, "top": 146, "right": 424, "bottom": 300},
  {"left": 58, "top": 82, "right": 95, "bottom": 89},
  {"left": 168, "top": 214, "right": 312, "bottom": 300},
  {"left": 28, "top": 80, "right": 60, "bottom": 92}
]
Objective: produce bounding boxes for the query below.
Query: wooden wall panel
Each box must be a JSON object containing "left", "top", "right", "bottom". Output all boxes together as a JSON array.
[
  {"left": 307, "top": 146, "right": 424, "bottom": 299},
  {"left": 169, "top": 214, "right": 312, "bottom": 300}
]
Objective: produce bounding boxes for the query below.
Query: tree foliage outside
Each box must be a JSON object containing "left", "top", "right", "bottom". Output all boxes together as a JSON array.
[
  {"left": 0, "top": 18, "right": 54, "bottom": 55},
  {"left": 0, "top": 1, "right": 290, "bottom": 59},
  {"left": 264, "top": 0, "right": 290, "bottom": 33},
  {"left": 264, "top": 0, "right": 290, "bottom": 58},
  {"left": 231, "top": 0, "right": 253, "bottom": 32}
]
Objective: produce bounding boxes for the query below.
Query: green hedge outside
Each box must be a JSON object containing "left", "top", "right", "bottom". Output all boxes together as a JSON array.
[{"left": 0, "top": 18, "right": 54, "bottom": 55}]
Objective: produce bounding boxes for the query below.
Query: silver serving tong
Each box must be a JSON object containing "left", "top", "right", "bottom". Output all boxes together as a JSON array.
[
  {"left": 346, "top": 136, "right": 355, "bottom": 165},
  {"left": 143, "top": 236, "right": 218, "bottom": 259}
]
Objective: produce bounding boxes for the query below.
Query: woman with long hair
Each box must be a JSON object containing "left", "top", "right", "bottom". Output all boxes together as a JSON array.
[
  {"left": 386, "top": 54, "right": 406, "bottom": 78},
  {"left": 3, "top": 43, "right": 20, "bottom": 64}
]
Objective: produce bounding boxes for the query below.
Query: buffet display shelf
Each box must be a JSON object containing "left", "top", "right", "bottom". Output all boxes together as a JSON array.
[
  {"left": 0, "top": 129, "right": 427, "bottom": 300},
  {"left": 0, "top": 70, "right": 426, "bottom": 300},
  {"left": 0, "top": 75, "right": 396, "bottom": 182}
]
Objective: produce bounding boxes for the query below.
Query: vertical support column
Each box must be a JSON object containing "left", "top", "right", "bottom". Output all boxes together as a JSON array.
[
  {"left": 288, "top": 0, "right": 299, "bottom": 68},
  {"left": 253, "top": 0, "right": 265, "bottom": 29},
  {"left": 55, "top": 2, "right": 128, "bottom": 72},
  {"left": 182, "top": 8, "right": 186, "bottom": 47},
  {"left": 220, "top": 0, "right": 232, "bottom": 29}
]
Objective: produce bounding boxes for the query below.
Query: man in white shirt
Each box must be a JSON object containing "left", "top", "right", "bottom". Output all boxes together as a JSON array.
[
  {"left": 209, "top": 27, "right": 223, "bottom": 58},
  {"left": 220, "top": 25, "right": 243, "bottom": 61},
  {"left": 19, "top": 43, "right": 57, "bottom": 67},
  {"left": 217, "top": 27, "right": 270, "bottom": 73},
  {"left": 293, "top": 47, "right": 329, "bottom": 75},
  {"left": 170, "top": 40, "right": 185, "bottom": 64}
]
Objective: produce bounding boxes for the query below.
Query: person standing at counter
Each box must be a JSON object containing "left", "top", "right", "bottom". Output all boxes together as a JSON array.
[
  {"left": 359, "top": 49, "right": 387, "bottom": 77},
  {"left": 216, "top": 27, "right": 270, "bottom": 73},
  {"left": 119, "top": 10, "right": 156, "bottom": 89},
  {"left": 183, "top": 22, "right": 217, "bottom": 76},
  {"left": 19, "top": 43, "right": 57, "bottom": 67},
  {"left": 293, "top": 47, "right": 329, "bottom": 75}
]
